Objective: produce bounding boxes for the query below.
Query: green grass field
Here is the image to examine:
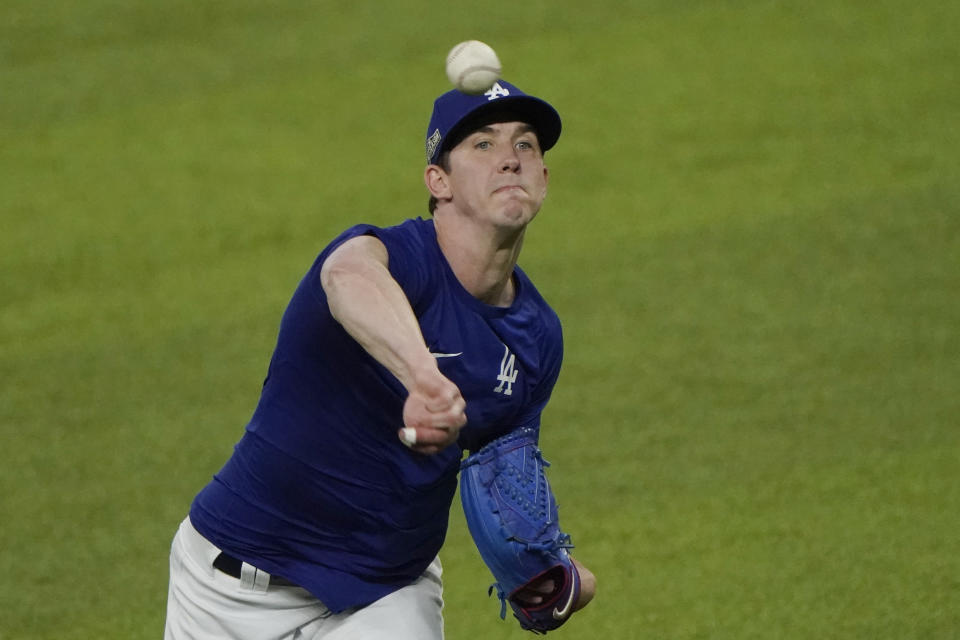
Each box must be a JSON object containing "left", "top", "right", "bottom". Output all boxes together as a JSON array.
[{"left": 2, "top": 1, "right": 958, "bottom": 638}]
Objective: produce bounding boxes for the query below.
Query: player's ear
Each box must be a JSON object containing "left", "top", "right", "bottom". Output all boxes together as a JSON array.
[{"left": 424, "top": 164, "right": 452, "bottom": 201}]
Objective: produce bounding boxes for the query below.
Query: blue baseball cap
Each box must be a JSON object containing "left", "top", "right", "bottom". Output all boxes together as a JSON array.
[{"left": 425, "top": 80, "right": 562, "bottom": 165}]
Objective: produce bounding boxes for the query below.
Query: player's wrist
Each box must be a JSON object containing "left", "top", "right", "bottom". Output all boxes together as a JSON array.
[{"left": 404, "top": 351, "right": 444, "bottom": 392}]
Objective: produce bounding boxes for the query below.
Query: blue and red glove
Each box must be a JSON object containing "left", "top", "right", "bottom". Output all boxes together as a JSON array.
[{"left": 460, "top": 427, "right": 580, "bottom": 634}]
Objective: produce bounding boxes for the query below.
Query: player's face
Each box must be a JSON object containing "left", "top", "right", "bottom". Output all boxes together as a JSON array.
[{"left": 445, "top": 121, "right": 549, "bottom": 228}]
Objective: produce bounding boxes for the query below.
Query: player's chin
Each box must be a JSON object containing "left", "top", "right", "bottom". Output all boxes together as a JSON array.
[{"left": 494, "top": 205, "right": 538, "bottom": 229}]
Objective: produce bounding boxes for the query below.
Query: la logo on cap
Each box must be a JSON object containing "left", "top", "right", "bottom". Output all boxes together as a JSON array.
[{"left": 484, "top": 82, "right": 510, "bottom": 101}]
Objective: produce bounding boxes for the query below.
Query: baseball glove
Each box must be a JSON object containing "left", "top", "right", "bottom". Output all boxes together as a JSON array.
[{"left": 459, "top": 427, "right": 580, "bottom": 634}]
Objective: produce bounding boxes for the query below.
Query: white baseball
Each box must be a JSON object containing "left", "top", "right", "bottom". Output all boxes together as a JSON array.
[{"left": 445, "top": 40, "right": 502, "bottom": 94}]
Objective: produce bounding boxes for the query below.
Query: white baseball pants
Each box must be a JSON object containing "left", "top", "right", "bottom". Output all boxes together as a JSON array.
[{"left": 164, "top": 517, "right": 444, "bottom": 640}]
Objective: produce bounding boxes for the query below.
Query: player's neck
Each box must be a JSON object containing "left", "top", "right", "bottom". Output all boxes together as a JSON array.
[{"left": 434, "top": 216, "right": 523, "bottom": 307}]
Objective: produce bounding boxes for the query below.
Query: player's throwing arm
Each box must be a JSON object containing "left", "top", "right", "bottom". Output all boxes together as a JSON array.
[{"left": 320, "top": 235, "right": 467, "bottom": 454}]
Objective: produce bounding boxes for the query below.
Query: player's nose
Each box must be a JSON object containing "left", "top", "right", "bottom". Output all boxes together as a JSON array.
[{"left": 499, "top": 152, "right": 521, "bottom": 173}]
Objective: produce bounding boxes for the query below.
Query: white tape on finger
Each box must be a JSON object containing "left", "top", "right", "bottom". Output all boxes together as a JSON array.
[{"left": 401, "top": 427, "right": 417, "bottom": 447}]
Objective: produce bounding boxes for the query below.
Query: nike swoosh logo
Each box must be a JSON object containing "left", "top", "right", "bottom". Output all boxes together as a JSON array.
[
  {"left": 431, "top": 352, "right": 463, "bottom": 358},
  {"left": 552, "top": 569, "right": 579, "bottom": 620}
]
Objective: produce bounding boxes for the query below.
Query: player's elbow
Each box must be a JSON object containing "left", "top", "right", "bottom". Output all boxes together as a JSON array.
[
  {"left": 572, "top": 558, "right": 596, "bottom": 612},
  {"left": 319, "top": 254, "right": 351, "bottom": 299},
  {"left": 320, "top": 236, "right": 389, "bottom": 297}
]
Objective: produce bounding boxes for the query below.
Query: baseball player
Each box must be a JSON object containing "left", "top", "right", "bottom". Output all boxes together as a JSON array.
[{"left": 164, "top": 79, "right": 596, "bottom": 639}]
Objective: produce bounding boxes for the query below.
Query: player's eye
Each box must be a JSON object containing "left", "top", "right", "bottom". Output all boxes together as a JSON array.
[
  {"left": 516, "top": 140, "right": 534, "bottom": 151},
  {"left": 475, "top": 140, "right": 492, "bottom": 150}
]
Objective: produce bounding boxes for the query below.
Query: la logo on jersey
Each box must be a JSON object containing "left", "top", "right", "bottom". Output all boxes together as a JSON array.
[
  {"left": 484, "top": 82, "right": 510, "bottom": 101},
  {"left": 494, "top": 344, "right": 518, "bottom": 396}
]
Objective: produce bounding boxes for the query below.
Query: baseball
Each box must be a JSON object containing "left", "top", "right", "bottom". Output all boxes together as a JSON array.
[{"left": 445, "top": 40, "right": 502, "bottom": 94}]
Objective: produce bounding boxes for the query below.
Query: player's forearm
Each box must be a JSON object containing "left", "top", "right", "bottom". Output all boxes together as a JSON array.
[{"left": 320, "top": 237, "right": 436, "bottom": 391}]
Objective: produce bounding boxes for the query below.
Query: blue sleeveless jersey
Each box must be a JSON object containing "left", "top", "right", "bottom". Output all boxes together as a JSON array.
[{"left": 189, "top": 217, "right": 563, "bottom": 612}]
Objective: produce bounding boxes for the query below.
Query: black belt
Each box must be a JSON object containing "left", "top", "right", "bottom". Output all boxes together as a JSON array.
[{"left": 213, "top": 552, "right": 298, "bottom": 587}]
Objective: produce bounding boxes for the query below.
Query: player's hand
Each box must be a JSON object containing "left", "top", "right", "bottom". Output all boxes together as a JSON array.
[
  {"left": 513, "top": 557, "right": 596, "bottom": 612},
  {"left": 399, "top": 367, "right": 467, "bottom": 455}
]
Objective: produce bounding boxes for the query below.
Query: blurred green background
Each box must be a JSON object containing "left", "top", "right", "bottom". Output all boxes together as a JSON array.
[{"left": 2, "top": 1, "right": 958, "bottom": 638}]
